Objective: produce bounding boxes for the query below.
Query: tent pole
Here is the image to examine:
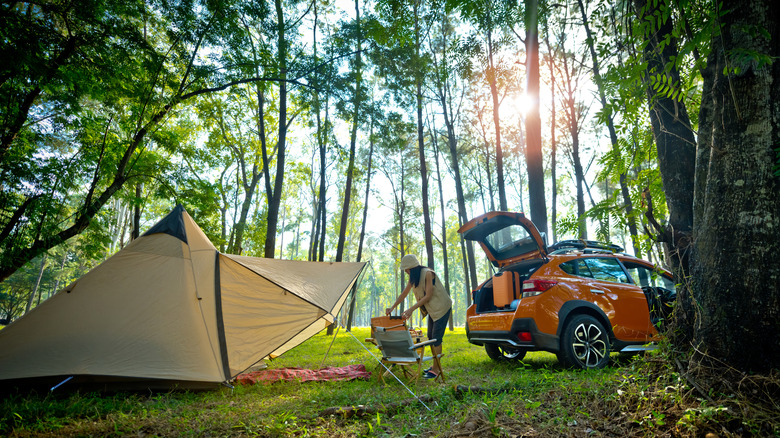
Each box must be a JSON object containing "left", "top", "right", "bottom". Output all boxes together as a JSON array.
[{"left": 320, "top": 322, "right": 341, "bottom": 369}]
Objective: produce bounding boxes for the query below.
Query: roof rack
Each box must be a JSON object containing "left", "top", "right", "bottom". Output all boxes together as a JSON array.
[{"left": 548, "top": 239, "right": 625, "bottom": 255}]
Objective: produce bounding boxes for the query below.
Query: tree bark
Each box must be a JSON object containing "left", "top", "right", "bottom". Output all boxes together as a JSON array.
[{"left": 691, "top": 0, "right": 780, "bottom": 372}]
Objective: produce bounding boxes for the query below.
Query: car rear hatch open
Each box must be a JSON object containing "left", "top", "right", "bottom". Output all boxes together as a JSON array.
[{"left": 458, "top": 211, "right": 547, "bottom": 268}]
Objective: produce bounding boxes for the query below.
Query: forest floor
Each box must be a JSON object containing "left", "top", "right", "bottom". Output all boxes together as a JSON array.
[{"left": 1, "top": 327, "right": 778, "bottom": 437}]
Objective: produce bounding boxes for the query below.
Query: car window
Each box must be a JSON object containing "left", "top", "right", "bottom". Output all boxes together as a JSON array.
[
  {"left": 484, "top": 224, "right": 539, "bottom": 260},
  {"left": 623, "top": 262, "right": 676, "bottom": 290},
  {"left": 583, "top": 258, "right": 630, "bottom": 283},
  {"left": 559, "top": 259, "right": 593, "bottom": 277}
]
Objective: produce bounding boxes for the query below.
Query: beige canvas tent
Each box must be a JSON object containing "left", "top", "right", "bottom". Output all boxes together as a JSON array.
[{"left": 0, "top": 205, "right": 366, "bottom": 391}]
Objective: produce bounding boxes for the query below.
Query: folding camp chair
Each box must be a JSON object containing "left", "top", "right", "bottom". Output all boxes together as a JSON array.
[{"left": 373, "top": 327, "right": 445, "bottom": 384}]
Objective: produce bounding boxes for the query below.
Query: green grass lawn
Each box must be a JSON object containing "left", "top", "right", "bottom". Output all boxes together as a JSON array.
[{"left": 1, "top": 327, "right": 777, "bottom": 437}]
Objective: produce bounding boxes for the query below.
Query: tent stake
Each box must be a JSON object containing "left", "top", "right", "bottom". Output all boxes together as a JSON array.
[{"left": 50, "top": 376, "right": 73, "bottom": 392}]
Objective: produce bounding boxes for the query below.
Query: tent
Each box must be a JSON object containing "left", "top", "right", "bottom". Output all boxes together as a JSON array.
[{"left": 0, "top": 205, "right": 366, "bottom": 391}]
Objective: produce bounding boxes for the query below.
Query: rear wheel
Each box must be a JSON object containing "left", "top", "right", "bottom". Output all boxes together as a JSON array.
[
  {"left": 558, "top": 314, "right": 610, "bottom": 369},
  {"left": 485, "top": 344, "right": 526, "bottom": 362}
]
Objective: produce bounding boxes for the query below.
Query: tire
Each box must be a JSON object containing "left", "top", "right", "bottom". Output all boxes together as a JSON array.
[
  {"left": 558, "top": 314, "right": 611, "bottom": 369},
  {"left": 485, "top": 344, "right": 527, "bottom": 362}
]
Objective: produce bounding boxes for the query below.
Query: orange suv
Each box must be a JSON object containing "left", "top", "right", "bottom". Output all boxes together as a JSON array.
[{"left": 458, "top": 212, "right": 676, "bottom": 369}]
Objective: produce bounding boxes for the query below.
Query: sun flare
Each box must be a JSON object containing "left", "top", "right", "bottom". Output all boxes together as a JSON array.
[{"left": 507, "top": 92, "right": 536, "bottom": 117}]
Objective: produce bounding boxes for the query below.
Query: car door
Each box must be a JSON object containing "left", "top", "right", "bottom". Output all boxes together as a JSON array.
[
  {"left": 580, "top": 257, "right": 655, "bottom": 342},
  {"left": 458, "top": 211, "right": 547, "bottom": 268}
]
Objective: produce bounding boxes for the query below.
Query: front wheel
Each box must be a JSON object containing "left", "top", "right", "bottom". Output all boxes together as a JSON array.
[
  {"left": 485, "top": 344, "right": 526, "bottom": 362},
  {"left": 558, "top": 314, "right": 611, "bottom": 369}
]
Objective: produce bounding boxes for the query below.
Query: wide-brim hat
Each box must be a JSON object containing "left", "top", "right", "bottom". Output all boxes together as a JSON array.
[{"left": 400, "top": 254, "right": 420, "bottom": 270}]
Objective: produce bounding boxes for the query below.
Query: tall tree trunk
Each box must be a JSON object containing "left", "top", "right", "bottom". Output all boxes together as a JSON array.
[
  {"left": 346, "top": 0, "right": 365, "bottom": 332},
  {"left": 263, "top": 0, "right": 288, "bottom": 259},
  {"left": 571, "top": 129, "right": 588, "bottom": 239},
  {"left": 524, "top": 0, "right": 548, "bottom": 235},
  {"left": 560, "top": 52, "right": 588, "bottom": 239},
  {"left": 132, "top": 184, "right": 142, "bottom": 241},
  {"left": 232, "top": 167, "right": 261, "bottom": 255},
  {"left": 544, "top": 36, "right": 558, "bottom": 243},
  {"left": 689, "top": 0, "right": 780, "bottom": 372},
  {"left": 578, "top": 0, "right": 641, "bottom": 255},
  {"left": 633, "top": 0, "right": 696, "bottom": 273},
  {"left": 430, "top": 11, "right": 478, "bottom": 291},
  {"left": 25, "top": 254, "right": 47, "bottom": 314},
  {"left": 486, "top": 28, "right": 508, "bottom": 211},
  {"left": 432, "top": 131, "right": 453, "bottom": 330},
  {"left": 413, "top": 1, "right": 435, "bottom": 269}
]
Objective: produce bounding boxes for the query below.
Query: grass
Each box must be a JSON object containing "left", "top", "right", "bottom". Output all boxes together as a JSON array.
[{"left": 1, "top": 327, "right": 778, "bottom": 437}]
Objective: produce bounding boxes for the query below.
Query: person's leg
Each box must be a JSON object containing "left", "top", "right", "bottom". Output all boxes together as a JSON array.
[{"left": 428, "top": 309, "right": 451, "bottom": 375}]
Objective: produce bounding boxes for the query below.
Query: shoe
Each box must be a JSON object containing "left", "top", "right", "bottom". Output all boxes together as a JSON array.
[
  {"left": 422, "top": 367, "right": 432, "bottom": 374},
  {"left": 423, "top": 370, "right": 438, "bottom": 380}
]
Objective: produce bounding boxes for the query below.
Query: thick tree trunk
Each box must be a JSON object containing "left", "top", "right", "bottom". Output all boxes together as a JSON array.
[
  {"left": 691, "top": 0, "right": 780, "bottom": 372},
  {"left": 524, "top": 0, "right": 547, "bottom": 236}
]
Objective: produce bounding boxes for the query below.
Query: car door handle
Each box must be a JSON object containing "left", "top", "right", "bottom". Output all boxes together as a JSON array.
[{"left": 590, "top": 289, "right": 605, "bottom": 294}]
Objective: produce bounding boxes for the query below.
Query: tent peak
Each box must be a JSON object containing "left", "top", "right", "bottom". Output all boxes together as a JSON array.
[{"left": 141, "top": 205, "right": 188, "bottom": 243}]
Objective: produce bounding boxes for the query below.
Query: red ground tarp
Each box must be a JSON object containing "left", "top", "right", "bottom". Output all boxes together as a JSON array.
[{"left": 235, "top": 364, "right": 372, "bottom": 385}]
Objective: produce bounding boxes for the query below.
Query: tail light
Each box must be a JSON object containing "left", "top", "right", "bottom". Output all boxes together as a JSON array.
[{"left": 522, "top": 279, "right": 557, "bottom": 298}]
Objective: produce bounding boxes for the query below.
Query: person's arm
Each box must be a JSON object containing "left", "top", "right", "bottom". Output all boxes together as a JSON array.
[
  {"left": 401, "top": 271, "right": 435, "bottom": 320},
  {"left": 386, "top": 282, "right": 412, "bottom": 315}
]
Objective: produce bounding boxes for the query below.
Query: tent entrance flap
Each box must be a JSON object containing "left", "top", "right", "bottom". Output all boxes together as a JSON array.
[{"left": 219, "top": 254, "right": 366, "bottom": 378}]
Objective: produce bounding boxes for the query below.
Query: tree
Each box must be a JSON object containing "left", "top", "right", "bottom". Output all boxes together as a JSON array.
[
  {"left": 336, "top": 0, "right": 366, "bottom": 264},
  {"left": 262, "top": 0, "right": 293, "bottom": 259},
  {"left": 429, "top": 8, "right": 479, "bottom": 297},
  {"left": 577, "top": 0, "right": 642, "bottom": 256},
  {"left": 688, "top": 0, "right": 780, "bottom": 372},
  {"left": 524, "top": 0, "right": 548, "bottom": 235},
  {"left": 0, "top": 0, "right": 306, "bottom": 281},
  {"left": 632, "top": 0, "right": 696, "bottom": 272}
]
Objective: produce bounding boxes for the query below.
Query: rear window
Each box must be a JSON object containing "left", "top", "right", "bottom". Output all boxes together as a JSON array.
[{"left": 483, "top": 224, "right": 539, "bottom": 260}]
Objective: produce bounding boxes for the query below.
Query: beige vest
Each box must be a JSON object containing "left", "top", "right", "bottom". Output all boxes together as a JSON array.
[{"left": 411, "top": 268, "right": 452, "bottom": 321}]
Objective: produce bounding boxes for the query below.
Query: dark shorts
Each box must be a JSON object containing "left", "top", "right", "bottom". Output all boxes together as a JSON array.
[{"left": 427, "top": 308, "right": 451, "bottom": 347}]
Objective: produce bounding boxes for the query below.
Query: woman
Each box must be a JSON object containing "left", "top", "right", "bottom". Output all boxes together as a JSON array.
[{"left": 385, "top": 254, "right": 452, "bottom": 380}]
